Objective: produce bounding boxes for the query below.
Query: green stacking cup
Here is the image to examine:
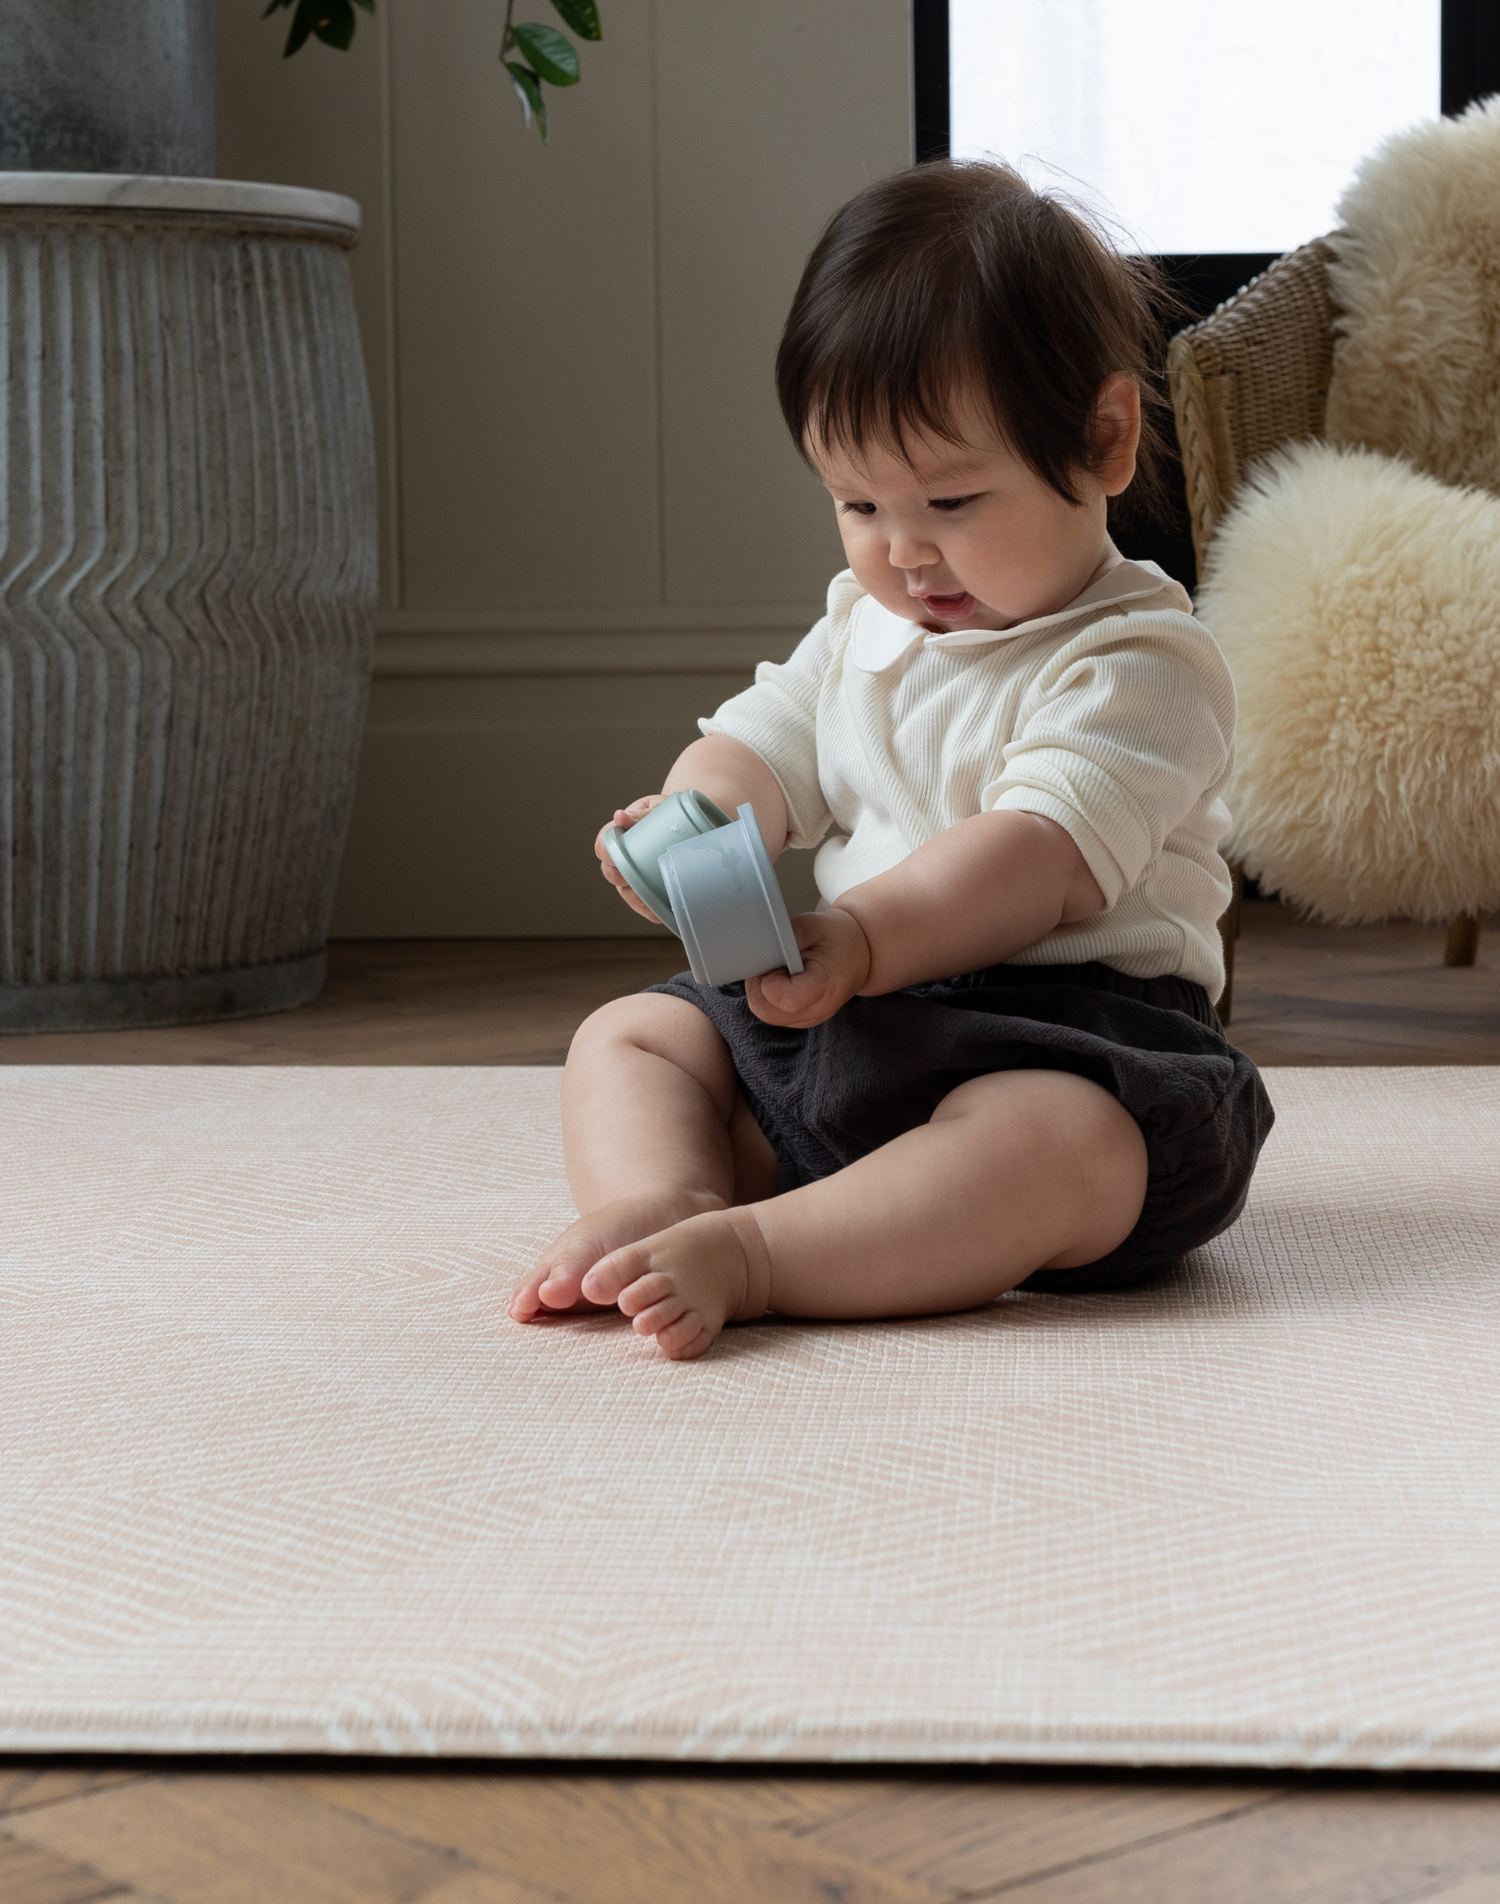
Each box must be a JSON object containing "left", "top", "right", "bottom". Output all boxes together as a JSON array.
[{"left": 601, "top": 789, "right": 733, "bottom": 930}]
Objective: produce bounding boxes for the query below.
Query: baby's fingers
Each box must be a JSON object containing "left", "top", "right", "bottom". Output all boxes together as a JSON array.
[
  {"left": 595, "top": 825, "right": 665, "bottom": 920},
  {"left": 597, "top": 858, "right": 662, "bottom": 920},
  {"left": 605, "top": 794, "right": 663, "bottom": 835},
  {"left": 746, "top": 962, "right": 841, "bottom": 1028}
]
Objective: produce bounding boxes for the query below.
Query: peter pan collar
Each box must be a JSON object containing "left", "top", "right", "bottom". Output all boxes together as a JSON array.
[{"left": 847, "top": 559, "right": 1192, "bottom": 674}]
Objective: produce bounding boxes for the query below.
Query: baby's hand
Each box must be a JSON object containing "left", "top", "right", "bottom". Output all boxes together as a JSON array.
[
  {"left": 745, "top": 907, "right": 871, "bottom": 1029},
  {"left": 596, "top": 795, "right": 664, "bottom": 920}
]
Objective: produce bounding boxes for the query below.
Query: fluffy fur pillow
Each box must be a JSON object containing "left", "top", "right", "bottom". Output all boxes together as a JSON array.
[
  {"left": 1197, "top": 440, "right": 1500, "bottom": 925},
  {"left": 1325, "top": 96, "right": 1500, "bottom": 494}
]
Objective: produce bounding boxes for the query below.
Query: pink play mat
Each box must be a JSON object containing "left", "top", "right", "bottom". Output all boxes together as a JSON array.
[{"left": 2, "top": 1065, "right": 1497, "bottom": 1767}]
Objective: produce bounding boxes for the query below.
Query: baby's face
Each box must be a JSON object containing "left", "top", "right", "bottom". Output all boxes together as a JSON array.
[{"left": 809, "top": 381, "right": 1138, "bottom": 635}]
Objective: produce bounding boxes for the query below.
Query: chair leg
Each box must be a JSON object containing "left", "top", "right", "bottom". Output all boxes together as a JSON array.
[
  {"left": 1444, "top": 914, "right": 1481, "bottom": 966},
  {"left": 1216, "top": 862, "right": 1244, "bottom": 1025}
]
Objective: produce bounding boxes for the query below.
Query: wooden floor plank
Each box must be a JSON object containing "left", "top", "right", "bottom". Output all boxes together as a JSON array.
[
  {"left": 793, "top": 1774, "right": 1286, "bottom": 1894},
  {"left": 984, "top": 1788, "right": 1500, "bottom": 1904},
  {"left": 0, "top": 1831, "right": 130, "bottom": 1904},
  {"left": 288, "top": 1771, "right": 935, "bottom": 1904},
  {"left": 1229, "top": 903, "right": 1500, "bottom": 1067},
  {"left": 0, "top": 939, "right": 684, "bottom": 1068},
  {"left": 651, "top": 1771, "right": 909, "bottom": 1832},
  {"left": 0, "top": 1770, "right": 150, "bottom": 1819},
  {"left": 5, "top": 1776, "right": 554, "bottom": 1904},
  {"left": 0, "top": 903, "right": 1494, "bottom": 1072}
]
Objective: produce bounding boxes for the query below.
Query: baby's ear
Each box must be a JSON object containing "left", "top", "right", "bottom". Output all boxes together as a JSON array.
[{"left": 1092, "top": 375, "right": 1141, "bottom": 493}]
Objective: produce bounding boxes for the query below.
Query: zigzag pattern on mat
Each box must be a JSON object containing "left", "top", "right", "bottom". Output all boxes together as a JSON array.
[{"left": 2, "top": 1066, "right": 1499, "bottom": 1768}]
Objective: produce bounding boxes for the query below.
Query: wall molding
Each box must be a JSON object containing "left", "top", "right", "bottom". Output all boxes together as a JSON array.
[{"left": 373, "top": 602, "right": 824, "bottom": 677}]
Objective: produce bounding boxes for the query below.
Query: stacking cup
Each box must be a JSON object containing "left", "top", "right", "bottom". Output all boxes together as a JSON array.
[
  {"left": 602, "top": 790, "right": 804, "bottom": 986},
  {"left": 659, "top": 805, "right": 804, "bottom": 987},
  {"left": 601, "top": 789, "right": 732, "bottom": 931}
]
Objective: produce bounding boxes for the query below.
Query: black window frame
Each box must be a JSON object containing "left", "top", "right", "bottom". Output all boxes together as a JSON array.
[{"left": 915, "top": 0, "right": 1500, "bottom": 202}]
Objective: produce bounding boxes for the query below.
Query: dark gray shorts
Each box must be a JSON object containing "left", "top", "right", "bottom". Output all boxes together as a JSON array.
[{"left": 645, "top": 959, "right": 1274, "bottom": 1294}]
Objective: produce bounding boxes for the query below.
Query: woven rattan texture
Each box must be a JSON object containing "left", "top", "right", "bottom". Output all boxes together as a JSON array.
[
  {"left": 3, "top": 1065, "right": 1499, "bottom": 1768},
  {"left": 1167, "top": 239, "right": 1338, "bottom": 573}
]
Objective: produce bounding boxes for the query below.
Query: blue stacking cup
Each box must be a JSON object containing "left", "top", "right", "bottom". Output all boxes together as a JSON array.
[{"left": 602, "top": 791, "right": 804, "bottom": 986}]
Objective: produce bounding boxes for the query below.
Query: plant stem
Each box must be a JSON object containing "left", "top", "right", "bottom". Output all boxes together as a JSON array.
[{"left": 501, "top": 0, "right": 516, "bottom": 58}]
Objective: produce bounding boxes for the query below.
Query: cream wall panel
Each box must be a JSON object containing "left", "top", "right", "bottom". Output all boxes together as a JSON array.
[
  {"left": 215, "top": 1, "right": 912, "bottom": 935},
  {"left": 655, "top": 0, "right": 911, "bottom": 605},
  {"left": 389, "top": 1, "right": 661, "bottom": 610}
]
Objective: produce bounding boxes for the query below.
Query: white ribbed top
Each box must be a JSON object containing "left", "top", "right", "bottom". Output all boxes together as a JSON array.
[{"left": 701, "top": 560, "right": 1236, "bottom": 995}]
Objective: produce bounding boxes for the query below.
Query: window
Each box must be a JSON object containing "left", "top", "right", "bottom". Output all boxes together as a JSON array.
[{"left": 948, "top": 0, "right": 1441, "bottom": 257}]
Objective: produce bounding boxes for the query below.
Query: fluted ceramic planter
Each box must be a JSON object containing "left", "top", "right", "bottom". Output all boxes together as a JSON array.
[{"left": 0, "top": 175, "right": 377, "bottom": 1031}]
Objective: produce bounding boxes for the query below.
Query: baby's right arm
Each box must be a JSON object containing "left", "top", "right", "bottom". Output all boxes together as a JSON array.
[{"left": 595, "top": 734, "right": 791, "bottom": 919}]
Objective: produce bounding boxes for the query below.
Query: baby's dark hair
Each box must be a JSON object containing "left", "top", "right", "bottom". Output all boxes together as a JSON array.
[{"left": 776, "top": 161, "right": 1182, "bottom": 526}]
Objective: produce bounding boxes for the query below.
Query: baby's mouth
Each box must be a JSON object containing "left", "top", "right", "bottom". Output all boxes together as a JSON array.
[{"left": 914, "top": 590, "right": 975, "bottom": 622}]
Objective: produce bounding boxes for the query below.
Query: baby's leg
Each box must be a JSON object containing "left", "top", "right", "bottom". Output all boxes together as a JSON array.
[
  {"left": 508, "top": 993, "right": 778, "bottom": 1327},
  {"left": 580, "top": 1069, "right": 1148, "bottom": 1356}
]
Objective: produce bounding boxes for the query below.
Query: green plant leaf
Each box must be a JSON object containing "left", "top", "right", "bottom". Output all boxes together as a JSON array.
[
  {"left": 511, "top": 22, "right": 581, "bottom": 86},
  {"left": 550, "top": 0, "right": 602, "bottom": 41},
  {"left": 264, "top": 0, "right": 365, "bottom": 56},
  {"left": 505, "top": 62, "right": 550, "bottom": 142}
]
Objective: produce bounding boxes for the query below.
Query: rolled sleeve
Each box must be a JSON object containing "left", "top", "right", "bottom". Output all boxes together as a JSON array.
[
  {"left": 699, "top": 618, "right": 834, "bottom": 849},
  {"left": 981, "top": 630, "right": 1234, "bottom": 909}
]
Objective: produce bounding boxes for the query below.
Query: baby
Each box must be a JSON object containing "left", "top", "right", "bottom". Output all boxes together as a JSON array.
[{"left": 510, "top": 161, "right": 1273, "bottom": 1358}]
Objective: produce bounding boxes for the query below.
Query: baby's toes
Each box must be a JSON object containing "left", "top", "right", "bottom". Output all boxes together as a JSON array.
[
  {"left": 655, "top": 1312, "right": 715, "bottom": 1360},
  {"left": 627, "top": 1288, "right": 692, "bottom": 1340},
  {"left": 508, "top": 1266, "right": 558, "bottom": 1320},
  {"left": 613, "top": 1270, "right": 679, "bottom": 1321},
  {"left": 580, "top": 1246, "right": 648, "bottom": 1306},
  {"left": 531, "top": 1231, "right": 618, "bottom": 1312},
  {"left": 511, "top": 1251, "right": 597, "bottom": 1320},
  {"left": 534, "top": 1261, "right": 589, "bottom": 1309}
]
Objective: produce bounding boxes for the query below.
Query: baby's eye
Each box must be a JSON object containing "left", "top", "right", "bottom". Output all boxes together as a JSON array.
[
  {"left": 928, "top": 494, "right": 978, "bottom": 512},
  {"left": 838, "top": 501, "right": 877, "bottom": 516}
]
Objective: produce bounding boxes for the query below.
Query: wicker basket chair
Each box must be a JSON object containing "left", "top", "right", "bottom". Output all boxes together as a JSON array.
[{"left": 1166, "top": 238, "right": 1483, "bottom": 1023}]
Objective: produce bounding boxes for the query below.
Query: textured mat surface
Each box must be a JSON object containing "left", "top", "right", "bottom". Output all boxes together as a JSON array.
[{"left": 2, "top": 1064, "right": 1498, "bottom": 1768}]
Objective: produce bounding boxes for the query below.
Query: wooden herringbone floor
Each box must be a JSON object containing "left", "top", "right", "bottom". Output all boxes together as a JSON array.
[{"left": 3, "top": 899, "right": 1499, "bottom": 1903}]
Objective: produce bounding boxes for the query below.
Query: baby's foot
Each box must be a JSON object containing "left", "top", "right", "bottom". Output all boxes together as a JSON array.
[
  {"left": 579, "top": 1207, "right": 772, "bottom": 1360},
  {"left": 509, "top": 1188, "right": 726, "bottom": 1322}
]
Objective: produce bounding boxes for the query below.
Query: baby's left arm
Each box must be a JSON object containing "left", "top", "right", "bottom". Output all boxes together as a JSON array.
[{"left": 747, "top": 811, "right": 1102, "bottom": 1029}]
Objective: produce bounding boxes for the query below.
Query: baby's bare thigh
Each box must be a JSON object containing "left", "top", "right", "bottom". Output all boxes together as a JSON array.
[{"left": 930, "top": 1068, "right": 1149, "bottom": 1270}]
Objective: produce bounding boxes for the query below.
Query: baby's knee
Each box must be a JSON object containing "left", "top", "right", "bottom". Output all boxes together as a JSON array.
[
  {"left": 572, "top": 990, "right": 699, "bottom": 1056},
  {"left": 569, "top": 992, "right": 658, "bottom": 1055},
  {"left": 568, "top": 991, "right": 736, "bottom": 1097}
]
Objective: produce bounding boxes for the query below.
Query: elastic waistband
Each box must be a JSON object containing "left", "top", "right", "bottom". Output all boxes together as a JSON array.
[{"left": 917, "top": 960, "right": 1219, "bottom": 1030}]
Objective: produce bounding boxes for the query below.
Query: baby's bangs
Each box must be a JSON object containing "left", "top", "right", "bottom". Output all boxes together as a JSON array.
[{"left": 804, "top": 341, "right": 1002, "bottom": 474}]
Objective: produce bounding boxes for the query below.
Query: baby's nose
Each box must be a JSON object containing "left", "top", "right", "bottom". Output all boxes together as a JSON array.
[{"left": 888, "top": 532, "right": 940, "bottom": 570}]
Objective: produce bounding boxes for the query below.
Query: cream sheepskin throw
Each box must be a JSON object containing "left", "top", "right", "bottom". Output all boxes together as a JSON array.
[
  {"left": 1324, "top": 95, "right": 1500, "bottom": 494},
  {"left": 1197, "top": 440, "right": 1500, "bottom": 925}
]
